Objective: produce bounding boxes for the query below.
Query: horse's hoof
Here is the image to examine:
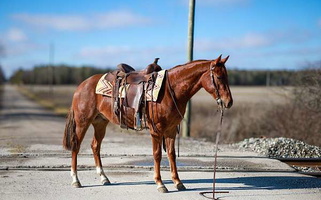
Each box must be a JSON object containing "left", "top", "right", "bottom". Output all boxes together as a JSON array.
[
  {"left": 72, "top": 181, "right": 82, "bottom": 188},
  {"left": 157, "top": 185, "right": 168, "bottom": 193},
  {"left": 175, "top": 182, "right": 186, "bottom": 191},
  {"left": 102, "top": 178, "right": 111, "bottom": 185}
]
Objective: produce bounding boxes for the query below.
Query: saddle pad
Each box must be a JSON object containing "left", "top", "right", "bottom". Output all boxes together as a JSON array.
[{"left": 95, "top": 70, "right": 166, "bottom": 102}]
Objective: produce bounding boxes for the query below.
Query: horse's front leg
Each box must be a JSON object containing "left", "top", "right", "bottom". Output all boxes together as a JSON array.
[
  {"left": 165, "top": 134, "right": 186, "bottom": 191},
  {"left": 151, "top": 135, "right": 168, "bottom": 193}
]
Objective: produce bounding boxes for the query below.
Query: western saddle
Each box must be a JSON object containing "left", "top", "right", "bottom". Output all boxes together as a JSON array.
[{"left": 105, "top": 58, "right": 162, "bottom": 130}]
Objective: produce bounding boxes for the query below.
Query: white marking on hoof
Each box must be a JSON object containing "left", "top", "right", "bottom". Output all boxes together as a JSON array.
[
  {"left": 96, "top": 167, "right": 104, "bottom": 175},
  {"left": 70, "top": 169, "right": 81, "bottom": 187},
  {"left": 96, "top": 167, "right": 110, "bottom": 185}
]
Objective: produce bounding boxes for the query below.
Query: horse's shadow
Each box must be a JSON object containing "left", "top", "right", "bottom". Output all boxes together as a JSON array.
[
  {"left": 183, "top": 175, "right": 321, "bottom": 191},
  {"left": 83, "top": 175, "right": 321, "bottom": 191}
]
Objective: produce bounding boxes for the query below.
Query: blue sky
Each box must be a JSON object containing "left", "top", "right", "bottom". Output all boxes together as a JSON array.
[{"left": 0, "top": 0, "right": 320, "bottom": 78}]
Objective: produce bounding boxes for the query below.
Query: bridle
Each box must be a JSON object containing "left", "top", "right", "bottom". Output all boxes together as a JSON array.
[
  {"left": 209, "top": 64, "right": 223, "bottom": 109},
  {"left": 166, "top": 63, "right": 225, "bottom": 122}
]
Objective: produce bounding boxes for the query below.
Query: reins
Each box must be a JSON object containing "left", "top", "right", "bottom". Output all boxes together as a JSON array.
[
  {"left": 199, "top": 64, "right": 229, "bottom": 200},
  {"left": 199, "top": 107, "right": 228, "bottom": 200}
]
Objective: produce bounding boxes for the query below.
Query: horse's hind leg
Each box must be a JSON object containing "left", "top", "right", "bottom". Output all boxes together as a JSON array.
[
  {"left": 91, "top": 115, "right": 110, "bottom": 185},
  {"left": 71, "top": 120, "right": 91, "bottom": 188}
]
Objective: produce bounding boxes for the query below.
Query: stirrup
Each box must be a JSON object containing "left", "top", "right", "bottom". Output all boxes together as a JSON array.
[{"left": 135, "top": 113, "right": 142, "bottom": 131}]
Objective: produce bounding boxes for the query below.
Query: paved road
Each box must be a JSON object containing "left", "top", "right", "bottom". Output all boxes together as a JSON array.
[{"left": 0, "top": 85, "right": 321, "bottom": 200}]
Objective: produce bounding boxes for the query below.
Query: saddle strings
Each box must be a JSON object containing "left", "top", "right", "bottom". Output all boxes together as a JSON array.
[{"left": 149, "top": 74, "right": 160, "bottom": 133}]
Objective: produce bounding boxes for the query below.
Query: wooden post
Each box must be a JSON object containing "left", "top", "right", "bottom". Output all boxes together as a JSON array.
[
  {"left": 48, "top": 42, "right": 54, "bottom": 95},
  {"left": 182, "top": 0, "right": 195, "bottom": 137}
]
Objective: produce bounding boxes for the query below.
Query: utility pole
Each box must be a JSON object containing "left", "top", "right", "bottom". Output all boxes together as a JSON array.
[
  {"left": 266, "top": 70, "right": 270, "bottom": 87},
  {"left": 182, "top": 0, "right": 195, "bottom": 137},
  {"left": 48, "top": 42, "right": 54, "bottom": 95}
]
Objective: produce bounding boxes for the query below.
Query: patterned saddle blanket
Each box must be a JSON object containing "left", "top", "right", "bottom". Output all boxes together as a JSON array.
[{"left": 95, "top": 69, "right": 166, "bottom": 102}]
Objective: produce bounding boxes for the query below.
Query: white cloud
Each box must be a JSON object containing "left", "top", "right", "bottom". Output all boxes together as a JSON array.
[
  {"left": 231, "top": 33, "right": 271, "bottom": 48},
  {"left": 195, "top": 28, "right": 316, "bottom": 53},
  {"left": 5, "top": 42, "right": 42, "bottom": 57},
  {"left": 195, "top": 32, "right": 271, "bottom": 52},
  {"left": 5, "top": 28, "right": 27, "bottom": 42},
  {"left": 77, "top": 44, "right": 184, "bottom": 68},
  {"left": 12, "top": 10, "right": 152, "bottom": 31},
  {"left": 0, "top": 28, "right": 43, "bottom": 57},
  {"left": 79, "top": 46, "right": 134, "bottom": 57}
]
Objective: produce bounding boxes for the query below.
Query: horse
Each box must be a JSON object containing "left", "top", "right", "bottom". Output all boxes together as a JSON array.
[{"left": 63, "top": 54, "right": 233, "bottom": 193}]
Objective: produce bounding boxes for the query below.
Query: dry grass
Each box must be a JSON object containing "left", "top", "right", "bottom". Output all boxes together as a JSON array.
[
  {"left": 191, "top": 86, "right": 321, "bottom": 146},
  {"left": 190, "top": 87, "right": 292, "bottom": 143},
  {"left": 19, "top": 85, "right": 76, "bottom": 115}
]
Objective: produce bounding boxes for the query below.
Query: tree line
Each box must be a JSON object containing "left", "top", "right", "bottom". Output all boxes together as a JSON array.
[
  {"left": 9, "top": 65, "right": 111, "bottom": 85},
  {"left": 8, "top": 64, "right": 310, "bottom": 86}
]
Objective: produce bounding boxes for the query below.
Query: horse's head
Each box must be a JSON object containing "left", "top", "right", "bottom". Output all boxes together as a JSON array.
[{"left": 201, "top": 55, "right": 233, "bottom": 109}]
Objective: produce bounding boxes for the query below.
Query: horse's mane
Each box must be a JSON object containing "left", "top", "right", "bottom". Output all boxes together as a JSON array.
[{"left": 169, "top": 59, "right": 210, "bottom": 71}]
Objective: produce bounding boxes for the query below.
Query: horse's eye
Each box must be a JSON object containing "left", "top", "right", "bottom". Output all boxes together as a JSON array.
[{"left": 217, "top": 76, "right": 223, "bottom": 80}]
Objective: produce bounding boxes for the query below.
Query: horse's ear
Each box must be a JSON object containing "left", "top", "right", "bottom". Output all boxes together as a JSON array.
[
  {"left": 213, "top": 54, "right": 222, "bottom": 65},
  {"left": 221, "top": 55, "right": 229, "bottom": 64}
]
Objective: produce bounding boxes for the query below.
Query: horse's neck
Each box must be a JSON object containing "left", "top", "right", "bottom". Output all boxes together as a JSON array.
[{"left": 168, "top": 60, "right": 209, "bottom": 104}]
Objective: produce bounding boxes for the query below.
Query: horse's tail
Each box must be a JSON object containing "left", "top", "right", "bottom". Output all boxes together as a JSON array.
[{"left": 63, "top": 108, "right": 78, "bottom": 151}]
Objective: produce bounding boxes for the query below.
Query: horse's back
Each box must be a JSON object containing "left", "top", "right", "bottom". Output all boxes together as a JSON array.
[{"left": 78, "top": 74, "right": 103, "bottom": 88}]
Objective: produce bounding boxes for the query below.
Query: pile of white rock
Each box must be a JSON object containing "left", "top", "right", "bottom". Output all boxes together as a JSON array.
[{"left": 234, "top": 137, "right": 321, "bottom": 158}]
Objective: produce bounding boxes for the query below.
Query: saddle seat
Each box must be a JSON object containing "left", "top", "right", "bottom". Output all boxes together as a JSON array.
[
  {"left": 105, "top": 58, "right": 162, "bottom": 130},
  {"left": 116, "top": 58, "right": 161, "bottom": 84}
]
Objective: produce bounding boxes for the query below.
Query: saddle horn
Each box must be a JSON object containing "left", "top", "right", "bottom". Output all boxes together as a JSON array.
[{"left": 154, "top": 58, "right": 160, "bottom": 64}]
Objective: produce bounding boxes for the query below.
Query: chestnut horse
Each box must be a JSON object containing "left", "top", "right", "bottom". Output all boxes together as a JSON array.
[{"left": 63, "top": 55, "right": 233, "bottom": 193}]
